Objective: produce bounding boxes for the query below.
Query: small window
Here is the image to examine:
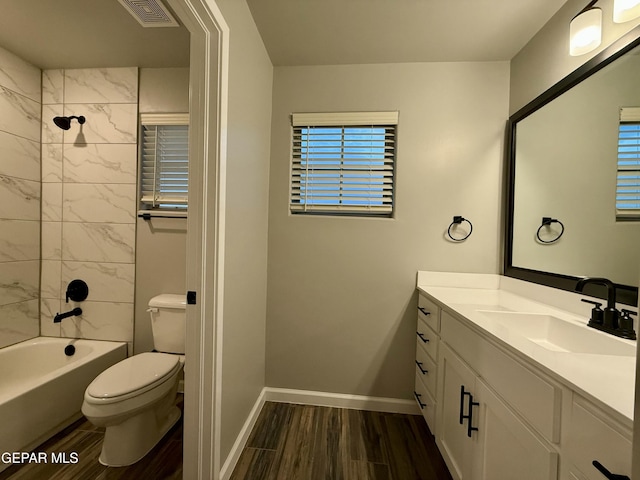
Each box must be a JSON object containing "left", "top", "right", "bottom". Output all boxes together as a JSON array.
[
  {"left": 616, "top": 107, "right": 640, "bottom": 220},
  {"left": 139, "top": 113, "right": 189, "bottom": 212},
  {"left": 290, "top": 112, "right": 398, "bottom": 216}
]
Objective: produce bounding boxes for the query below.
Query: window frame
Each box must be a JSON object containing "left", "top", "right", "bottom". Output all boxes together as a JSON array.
[
  {"left": 138, "top": 113, "right": 190, "bottom": 214},
  {"left": 616, "top": 107, "right": 640, "bottom": 220},
  {"left": 289, "top": 111, "right": 399, "bottom": 217}
]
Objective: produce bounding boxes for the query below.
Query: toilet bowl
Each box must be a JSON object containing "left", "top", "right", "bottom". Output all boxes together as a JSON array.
[{"left": 81, "top": 294, "right": 186, "bottom": 467}]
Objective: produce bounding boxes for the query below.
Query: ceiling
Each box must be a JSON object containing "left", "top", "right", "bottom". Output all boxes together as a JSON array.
[
  {"left": 0, "top": 0, "right": 570, "bottom": 70},
  {"left": 246, "top": 0, "right": 571, "bottom": 65},
  {"left": 0, "top": 0, "right": 190, "bottom": 69}
]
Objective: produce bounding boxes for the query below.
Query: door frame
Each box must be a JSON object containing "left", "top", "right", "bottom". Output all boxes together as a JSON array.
[{"left": 164, "top": 1, "right": 229, "bottom": 478}]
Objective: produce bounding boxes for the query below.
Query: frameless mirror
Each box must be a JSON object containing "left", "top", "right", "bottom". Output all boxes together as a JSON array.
[{"left": 505, "top": 31, "right": 640, "bottom": 306}]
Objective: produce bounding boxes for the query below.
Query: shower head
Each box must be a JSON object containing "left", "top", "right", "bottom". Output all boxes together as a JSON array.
[{"left": 53, "top": 115, "right": 85, "bottom": 130}]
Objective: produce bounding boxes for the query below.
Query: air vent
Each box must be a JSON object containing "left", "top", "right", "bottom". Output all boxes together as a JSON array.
[{"left": 117, "top": 0, "right": 179, "bottom": 28}]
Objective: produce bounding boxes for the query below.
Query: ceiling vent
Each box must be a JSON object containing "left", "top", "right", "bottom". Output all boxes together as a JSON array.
[{"left": 117, "top": 0, "right": 179, "bottom": 27}]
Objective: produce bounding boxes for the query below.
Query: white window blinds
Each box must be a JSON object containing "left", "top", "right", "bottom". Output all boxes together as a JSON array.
[
  {"left": 616, "top": 107, "right": 640, "bottom": 219},
  {"left": 140, "top": 113, "right": 189, "bottom": 210},
  {"left": 290, "top": 112, "right": 398, "bottom": 216}
]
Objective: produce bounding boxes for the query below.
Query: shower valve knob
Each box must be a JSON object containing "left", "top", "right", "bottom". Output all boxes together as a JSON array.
[{"left": 66, "top": 279, "right": 89, "bottom": 303}]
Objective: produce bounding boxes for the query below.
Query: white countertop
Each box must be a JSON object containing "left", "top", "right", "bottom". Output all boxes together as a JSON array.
[{"left": 416, "top": 271, "right": 637, "bottom": 425}]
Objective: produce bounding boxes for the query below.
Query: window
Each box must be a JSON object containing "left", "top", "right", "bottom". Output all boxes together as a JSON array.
[
  {"left": 616, "top": 107, "right": 640, "bottom": 219},
  {"left": 290, "top": 111, "right": 398, "bottom": 216},
  {"left": 139, "top": 113, "right": 189, "bottom": 212}
]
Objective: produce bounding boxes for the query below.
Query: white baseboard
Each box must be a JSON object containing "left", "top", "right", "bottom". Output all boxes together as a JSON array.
[
  {"left": 219, "top": 388, "right": 267, "bottom": 480},
  {"left": 219, "top": 387, "right": 419, "bottom": 479},
  {"left": 264, "top": 387, "right": 420, "bottom": 415}
]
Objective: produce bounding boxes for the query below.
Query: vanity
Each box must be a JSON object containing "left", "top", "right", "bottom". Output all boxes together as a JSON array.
[{"left": 414, "top": 271, "right": 635, "bottom": 480}]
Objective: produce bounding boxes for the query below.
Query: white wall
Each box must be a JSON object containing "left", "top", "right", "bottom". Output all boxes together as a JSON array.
[
  {"left": 215, "top": 0, "right": 273, "bottom": 466},
  {"left": 0, "top": 46, "right": 40, "bottom": 349},
  {"left": 266, "top": 62, "right": 509, "bottom": 399}
]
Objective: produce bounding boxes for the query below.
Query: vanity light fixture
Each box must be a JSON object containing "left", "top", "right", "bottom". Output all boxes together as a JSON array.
[
  {"left": 613, "top": 0, "right": 640, "bottom": 23},
  {"left": 570, "top": 1, "right": 603, "bottom": 56}
]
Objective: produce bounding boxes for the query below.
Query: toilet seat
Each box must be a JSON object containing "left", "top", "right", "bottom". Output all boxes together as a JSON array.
[{"left": 85, "top": 352, "right": 181, "bottom": 405}]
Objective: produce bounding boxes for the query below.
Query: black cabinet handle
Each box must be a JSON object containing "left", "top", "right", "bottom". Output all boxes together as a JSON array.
[
  {"left": 459, "top": 386, "right": 479, "bottom": 437},
  {"left": 418, "top": 307, "right": 431, "bottom": 316},
  {"left": 417, "top": 332, "right": 429, "bottom": 343},
  {"left": 467, "top": 395, "right": 479, "bottom": 438},
  {"left": 459, "top": 386, "right": 467, "bottom": 425},
  {"left": 592, "top": 460, "right": 630, "bottom": 480},
  {"left": 415, "top": 361, "right": 428, "bottom": 375},
  {"left": 414, "top": 391, "right": 426, "bottom": 409}
]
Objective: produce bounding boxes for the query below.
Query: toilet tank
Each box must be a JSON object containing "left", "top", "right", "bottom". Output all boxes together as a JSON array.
[{"left": 148, "top": 294, "right": 186, "bottom": 354}]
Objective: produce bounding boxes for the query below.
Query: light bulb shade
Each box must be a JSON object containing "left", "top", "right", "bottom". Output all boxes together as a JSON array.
[
  {"left": 569, "top": 7, "right": 602, "bottom": 56},
  {"left": 613, "top": 0, "right": 640, "bottom": 22}
]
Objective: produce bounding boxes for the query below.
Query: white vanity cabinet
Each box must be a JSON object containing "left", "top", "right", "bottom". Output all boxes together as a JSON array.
[
  {"left": 415, "top": 273, "right": 635, "bottom": 480},
  {"left": 414, "top": 294, "right": 441, "bottom": 433}
]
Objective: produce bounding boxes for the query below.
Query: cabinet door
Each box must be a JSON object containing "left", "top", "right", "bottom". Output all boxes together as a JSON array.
[
  {"left": 472, "top": 379, "right": 558, "bottom": 480},
  {"left": 436, "top": 344, "right": 477, "bottom": 480},
  {"left": 566, "top": 396, "right": 631, "bottom": 480}
]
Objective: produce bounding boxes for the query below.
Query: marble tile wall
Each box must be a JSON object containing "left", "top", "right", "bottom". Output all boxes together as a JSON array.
[
  {"left": 41, "top": 68, "right": 138, "bottom": 349},
  {"left": 0, "top": 47, "right": 41, "bottom": 349}
]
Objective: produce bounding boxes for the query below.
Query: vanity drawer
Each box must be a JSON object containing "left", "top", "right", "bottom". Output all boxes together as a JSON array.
[
  {"left": 416, "top": 316, "right": 439, "bottom": 362},
  {"left": 418, "top": 294, "right": 440, "bottom": 332},
  {"left": 567, "top": 397, "right": 631, "bottom": 480},
  {"left": 414, "top": 372, "right": 436, "bottom": 434},
  {"left": 415, "top": 344, "right": 437, "bottom": 396}
]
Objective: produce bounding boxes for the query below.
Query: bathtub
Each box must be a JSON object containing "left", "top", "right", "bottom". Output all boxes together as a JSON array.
[{"left": 0, "top": 337, "right": 127, "bottom": 472}]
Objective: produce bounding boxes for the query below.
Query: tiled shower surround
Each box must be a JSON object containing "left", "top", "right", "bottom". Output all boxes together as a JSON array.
[
  {"left": 40, "top": 67, "right": 138, "bottom": 347},
  {"left": 0, "top": 47, "right": 41, "bottom": 348}
]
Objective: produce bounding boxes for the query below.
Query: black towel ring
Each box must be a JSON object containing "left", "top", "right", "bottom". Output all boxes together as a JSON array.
[
  {"left": 536, "top": 217, "right": 564, "bottom": 244},
  {"left": 447, "top": 216, "right": 472, "bottom": 242}
]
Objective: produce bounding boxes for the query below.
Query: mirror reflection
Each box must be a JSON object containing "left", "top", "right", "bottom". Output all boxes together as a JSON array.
[{"left": 512, "top": 44, "right": 640, "bottom": 290}]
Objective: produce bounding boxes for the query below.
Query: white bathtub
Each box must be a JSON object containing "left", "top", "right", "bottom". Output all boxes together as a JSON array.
[{"left": 0, "top": 337, "right": 126, "bottom": 471}]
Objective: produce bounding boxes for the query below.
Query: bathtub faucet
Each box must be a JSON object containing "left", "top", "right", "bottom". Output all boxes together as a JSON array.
[{"left": 54, "top": 307, "right": 82, "bottom": 323}]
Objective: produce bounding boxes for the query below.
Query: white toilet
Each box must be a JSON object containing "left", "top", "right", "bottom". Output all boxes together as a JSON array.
[{"left": 81, "top": 294, "right": 186, "bottom": 467}]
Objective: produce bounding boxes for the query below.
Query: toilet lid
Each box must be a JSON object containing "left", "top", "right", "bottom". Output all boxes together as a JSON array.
[{"left": 87, "top": 352, "right": 180, "bottom": 399}]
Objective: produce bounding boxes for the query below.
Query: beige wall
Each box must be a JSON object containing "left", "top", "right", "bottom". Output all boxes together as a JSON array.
[
  {"left": 510, "top": 0, "right": 640, "bottom": 114},
  {"left": 266, "top": 62, "right": 509, "bottom": 399},
  {"left": 134, "top": 67, "right": 189, "bottom": 354},
  {"left": 216, "top": 0, "right": 273, "bottom": 466}
]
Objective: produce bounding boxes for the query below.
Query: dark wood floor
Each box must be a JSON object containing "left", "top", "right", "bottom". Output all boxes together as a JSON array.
[
  {"left": 0, "top": 396, "right": 183, "bottom": 480},
  {"left": 230, "top": 402, "right": 452, "bottom": 480},
  {"left": 0, "top": 399, "right": 451, "bottom": 480}
]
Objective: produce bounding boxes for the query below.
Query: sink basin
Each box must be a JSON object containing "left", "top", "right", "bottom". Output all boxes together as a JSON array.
[{"left": 477, "top": 310, "right": 636, "bottom": 356}]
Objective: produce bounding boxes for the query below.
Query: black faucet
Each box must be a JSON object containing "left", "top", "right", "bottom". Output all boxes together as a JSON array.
[
  {"left": 54, "top": 307, "right": 82, "bottom": 323},
  {"left": 575, "top": 277, "right": 636, "bottom": 340}
]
